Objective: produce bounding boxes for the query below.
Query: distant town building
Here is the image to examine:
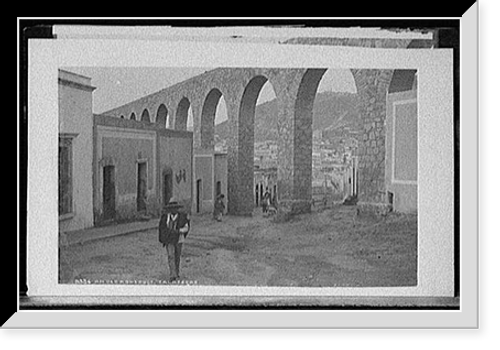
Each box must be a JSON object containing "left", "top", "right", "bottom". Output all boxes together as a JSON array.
[{"left": 253, "top": 166, "right": 277, "bottom": 207}]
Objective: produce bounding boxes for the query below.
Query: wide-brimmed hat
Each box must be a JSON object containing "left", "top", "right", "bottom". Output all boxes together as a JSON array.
[{"left": 164, "top": 199, "right": 183, "bottom": 210}]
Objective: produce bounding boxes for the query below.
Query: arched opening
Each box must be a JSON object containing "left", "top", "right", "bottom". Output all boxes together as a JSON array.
[
  {"left": 214, "top": 94, "right": 227, "bottom": 152},
  {"left": 130, "top": 112, "right": 136, "bottom": 120},
  {"left": 306, "top": 69, "right": 360, "bottom": 208},
  {"left": 201, "top": 88, "right": 227, "bottom": 150},
  {"left": 175, "top": 97, "right": 190, "bottom": 131},
  {"left": 141, "top": 108, "right": 151, "bottom": 123},
  {"left": 228, "top": 75, "right": 277, "bottom": 215},
  {"left": 156, "top": 104, "right": 168, "bottom": 128},
  {"left": 186, "top": 106, "right": 194, "bottom": 131},
  {"left": 253, "top": 80, "right": 277, "bottom": 210}
]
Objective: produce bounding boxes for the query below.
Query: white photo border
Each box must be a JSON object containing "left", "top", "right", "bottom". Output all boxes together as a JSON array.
[{"left": 27, "top": 35, "right": 455, "bottom": 298}]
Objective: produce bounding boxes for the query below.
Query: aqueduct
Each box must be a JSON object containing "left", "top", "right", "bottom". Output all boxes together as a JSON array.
[{"left": 102, "top": 36, "right": 433, "bottom": 216}]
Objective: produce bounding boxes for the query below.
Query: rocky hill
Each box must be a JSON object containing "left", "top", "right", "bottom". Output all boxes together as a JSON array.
[{"left": 214, "top": 91, "right": 360, "bottom": 142}]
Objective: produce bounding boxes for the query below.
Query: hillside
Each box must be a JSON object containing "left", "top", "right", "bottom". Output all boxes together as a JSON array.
[{"left": 214, "top": 91, "right": 360, "bottom": 143}]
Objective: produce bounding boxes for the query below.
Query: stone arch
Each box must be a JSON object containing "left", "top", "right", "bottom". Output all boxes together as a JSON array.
[
  {"left": 200, "top": 88, "right": 224, "bottom": 149},
  {"left": 239, "top": 75, "right": 270, "bottom": 124},
  {"left": 156, "top": 104, "right": 168, "bottom": 127},
  {"left": 227, "top": 74, "right": 277, "bottom": 215},
  {"left": 130, "top": 112, "right": 136, "bottom": 120},
  {"left": 277, "top": 68, "right": 328, "bottom": 212},
  {"left": 141, "top": 108, "right": 151, "bottom": 123},
  {"left": 295, "top": 69, "right": 328, "bottom": 125},
  {"left": 301, "top": 68, "right": 361, "bottom": 203},
  {"left": 175, "top": 97, "right": 191, "bottom": 131}
]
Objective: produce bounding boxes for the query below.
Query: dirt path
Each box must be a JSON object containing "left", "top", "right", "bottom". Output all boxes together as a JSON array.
[{"left": 60, "top": 205, "right": 417, "bottom": 287}]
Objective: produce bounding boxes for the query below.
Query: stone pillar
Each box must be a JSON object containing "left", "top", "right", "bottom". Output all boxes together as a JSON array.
[
  {"left": 276, "top": 91, "right": 298, "bottom": 213},
  {"left": 276, "top": 69, "right": 322, "bottom": 215},
  {"left": 226, "top": 89, "right": 254, "bottom": 216},
  {"left": 352, "top": 69, "right": 394, "bottom": 206}
]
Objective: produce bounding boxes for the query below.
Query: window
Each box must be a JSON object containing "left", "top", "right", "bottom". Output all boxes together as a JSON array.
[{"left": 59, "top": 136, "right": 74, "bottom": 216}]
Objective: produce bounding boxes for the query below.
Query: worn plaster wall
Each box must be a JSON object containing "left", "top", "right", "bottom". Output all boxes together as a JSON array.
[
  {"left": 193, "top": 151, "right": 214, "bottom": 214},
  {"left": 93, "top": 115, "right": 192, "bottom": 223},
  {"left": 95, "top": 125, "right": 157, "bottom": 222},
  {"left": 158, "top": 131, "right": 193, "bottom": 211},
  {"left": 386, "top": 89, "right": 418, "bottom": 213},
  {"left": 214, "top": 153, "right": 228, "bottom": 213},
  {"left": 58, "top": 70, "right": 95, "bottom": 232}
]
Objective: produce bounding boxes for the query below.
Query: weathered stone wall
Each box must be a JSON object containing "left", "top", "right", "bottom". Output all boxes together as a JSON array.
[
  {"left": 283, "top": 37, "right": 432, "bottom": 209},
  {"left": 352, "top": 69, "right": 394, "bottom": 205},
  {"left": 100, "top": 34, "right": 433, "bottom": 216}
]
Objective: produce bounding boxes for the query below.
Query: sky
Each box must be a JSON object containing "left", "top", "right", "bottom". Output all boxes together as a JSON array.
[{"left": 67, "top": 66, "right": 356, "bottom": 126}]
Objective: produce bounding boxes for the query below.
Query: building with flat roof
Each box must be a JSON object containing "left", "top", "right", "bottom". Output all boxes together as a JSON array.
[
  {"left": 93, "top": 115, "right": 193, "bottom": 224},
  {"left": 58, "top": 68, "right": 194, "bottom": 232},
  {"left": 58, "top": 69, "right": 96, "bottom": 232}
]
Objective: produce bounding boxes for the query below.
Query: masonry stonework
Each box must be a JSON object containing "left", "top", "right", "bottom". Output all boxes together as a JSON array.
[
  {"left": 352, "top": 69, "right": 394, "bottom": 205},
  {"left": 100, "top": 35, "right": 432, "bottom": 217}
]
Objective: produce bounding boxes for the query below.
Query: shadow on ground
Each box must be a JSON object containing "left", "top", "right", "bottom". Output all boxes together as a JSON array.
[{"left": 59, "top": 205, "right": 417, "bottom": 288}]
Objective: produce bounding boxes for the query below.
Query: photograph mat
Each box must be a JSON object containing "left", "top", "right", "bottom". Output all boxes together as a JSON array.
[{"left": 28, "top": 39, "right": 453, "bottom": 298}]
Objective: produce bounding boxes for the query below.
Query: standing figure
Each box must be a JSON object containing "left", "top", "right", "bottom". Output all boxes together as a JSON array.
[
  {"left": 213, "top": 194, "right": 225, "bottom": 222},
  {"left": 262, "top": 188, "right": 270, "bottom": 214},
  {"left": 158, "top": 199, "right": 190, "bottom": 282}
]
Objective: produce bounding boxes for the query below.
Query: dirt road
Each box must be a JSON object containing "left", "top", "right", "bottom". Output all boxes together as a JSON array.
[{"left": 60, "top": 205, "right": 417, "bottom": 287}]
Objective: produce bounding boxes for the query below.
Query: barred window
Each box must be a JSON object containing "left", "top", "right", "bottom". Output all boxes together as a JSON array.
[{"left": 59, "top": 136, "right": 73, "bottom": 216}]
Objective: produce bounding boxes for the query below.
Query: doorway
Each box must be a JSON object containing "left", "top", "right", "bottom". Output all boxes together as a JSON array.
[
  {"left": 102, "top": 165, "right": 115, "bottom": 220},
  {"left": 216, "top": 181, "right": 222, "bottom": 198},
  {"left": 137, "top": 162, "right": 147, "bottom": 212},
  {"left": 163, "top": 170, "right": 173, "bottom": 206},
  {"left": 259, "top": 183, "right": 263, "bottom": 204},
  {"left": 196, "top": 179, "right": 202, "bottom": 213},
  {"left": 352, "top": 157, "right": 358, "bottom": 196}
]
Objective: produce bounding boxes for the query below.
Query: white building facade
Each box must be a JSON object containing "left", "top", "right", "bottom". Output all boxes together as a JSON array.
[{"left": 58, "top": 69, "right": 96, "bottom": 232}]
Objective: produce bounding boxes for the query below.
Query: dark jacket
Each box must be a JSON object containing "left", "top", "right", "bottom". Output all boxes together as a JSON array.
[{"left": 159, "top": 211, "right": 190, "bottom": 245}]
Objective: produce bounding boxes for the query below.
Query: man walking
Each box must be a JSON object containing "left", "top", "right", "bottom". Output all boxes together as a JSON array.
[{"left": 158, "top": 199, "right": 190, "bottom": 282}]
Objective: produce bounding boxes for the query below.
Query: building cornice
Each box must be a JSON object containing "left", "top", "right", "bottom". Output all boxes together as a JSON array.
[{"left": 58, "top": 78, "right": 96, "bottom": 92}]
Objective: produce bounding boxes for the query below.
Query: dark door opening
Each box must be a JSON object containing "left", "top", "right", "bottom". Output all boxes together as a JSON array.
[
  {"left": 352, "top": 160, "right": 357, "bottom": 196},
  {"left": 255, "top": 184, "right": 259, "bottom": 206},
  {"left": 103, "top": 165, "right": 115, "bottom": 220},
  {"left": 216, "top": 181, "right": 222, "bottom": 198},
  {"left": 163, "top": 172, "right": 173, "bottom": 206},
  {"left": 137, "top": 162, "right": 147, "bottom": 212},
  {"left": 196, "top": 179, "right": 202, "bottom": 213}
]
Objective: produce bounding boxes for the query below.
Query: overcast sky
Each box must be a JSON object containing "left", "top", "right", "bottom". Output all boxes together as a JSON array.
[{"left": 67, "top": 66, "right": 356, "bottom": 126}]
